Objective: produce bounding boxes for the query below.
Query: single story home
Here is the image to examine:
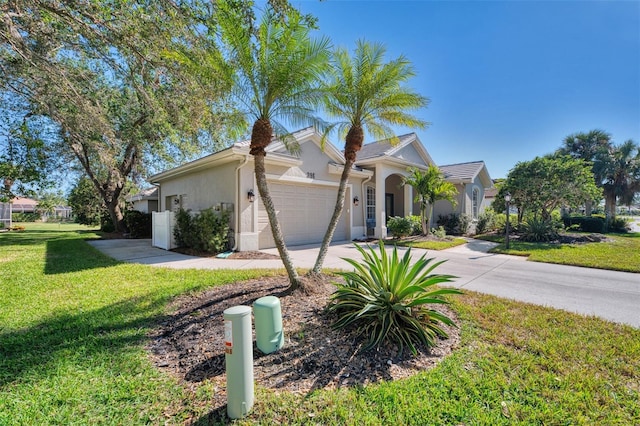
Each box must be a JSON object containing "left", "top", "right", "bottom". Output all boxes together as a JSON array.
[
  {"left": 149, "top": 127, "right": 493, "bottom": 251},
  {"left": 126, "top": 187, "right": 159, "bottom": 213},
  {"left": 434, "top": 161, "right": 494, "bottom": 224}
]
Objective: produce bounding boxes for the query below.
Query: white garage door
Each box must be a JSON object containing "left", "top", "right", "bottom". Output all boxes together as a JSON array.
[{"left": 258, "top": 183, "right": 348, "bottom": 249}]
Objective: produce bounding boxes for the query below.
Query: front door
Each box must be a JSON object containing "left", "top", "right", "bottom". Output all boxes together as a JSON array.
[{"left": 385, "top": 193, "right": 394, "bottom": 220}]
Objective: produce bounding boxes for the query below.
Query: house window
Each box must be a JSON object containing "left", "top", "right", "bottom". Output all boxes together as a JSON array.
[
  {"left": 366, "top": 186, "right": 375, "bottom": 220},
  {"left": 472, "top": 187, "right": 480, "bottom": 218}
]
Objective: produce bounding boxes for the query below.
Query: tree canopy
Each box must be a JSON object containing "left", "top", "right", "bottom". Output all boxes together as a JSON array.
[
  {"left": 1, "top": 0, "right": 237, "bottom": 230},
  {"left": 501, "top": 154, "right": 601, "bottom": 222},
  {"left": 557, "top": 130, "right": 639, "bottom": 220},
  {"left": 402, "top": 165, "right": 457, "bottom": 235}
]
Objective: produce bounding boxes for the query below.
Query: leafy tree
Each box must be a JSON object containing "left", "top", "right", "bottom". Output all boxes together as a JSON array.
[
  {"left": 402, "top": 166, "right": 457, "bottom": 236},
  {"left": 1, "top": 1, "right": 235, "bottom": 232},
  {"left": 218, "top": 5, "right": 330, "bottom": 290},
  {"left": 0, "top": 93, "right": 56, "bottom": 200},
  {"left": 67, "top": 177, "right": 104, "bottom": 226},
  {"left": 501, "top": 154, "right": 601, "bottom": 223},
  {"left": 311, "top": 40, "right": 428, "bottom": 273}
]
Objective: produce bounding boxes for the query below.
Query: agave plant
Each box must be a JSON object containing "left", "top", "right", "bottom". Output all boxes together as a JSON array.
[{"left": 326, "top": 241, "right": 461, "bottom": 355}]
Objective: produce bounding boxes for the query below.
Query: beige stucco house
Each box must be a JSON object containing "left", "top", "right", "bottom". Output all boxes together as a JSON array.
[
  {"left": 149, "top": 127, "right": 493, "bottom": 251},
  {"left": 126, "top": 187, "right": 159, "bottom": 213}
]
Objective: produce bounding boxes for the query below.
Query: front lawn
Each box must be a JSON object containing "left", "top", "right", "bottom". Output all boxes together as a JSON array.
[
  {"left": 1, "top": 225, "right": 638, "bottom": 424},
  {"left": 391, "top": 235, "right": 467, "bottom": 250},
  {"left": 480, "top": 232, "right": 640, "bottom": 273}
]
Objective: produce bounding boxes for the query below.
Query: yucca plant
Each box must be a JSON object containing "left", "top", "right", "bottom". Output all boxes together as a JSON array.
[{"left": 326, "top": 241, "right": 461, "bottom": 355}]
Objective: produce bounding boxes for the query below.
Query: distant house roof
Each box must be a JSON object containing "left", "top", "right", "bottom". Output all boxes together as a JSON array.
[
  {"left": 438, "top": 161, "right": 493, "bottom": 187},
  {"left": 126, "top": 187, "right": 158, "bottom": 202},
  {"left": 10, "top": 197, "right": 38, "bottom": 212},
  {"left": 484, "top": 187, "right": 498, "bottom": 199}
]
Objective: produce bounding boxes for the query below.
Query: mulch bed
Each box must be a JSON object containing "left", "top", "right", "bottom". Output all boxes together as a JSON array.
[{"left": 147, "top": 274, "right": 460, "bottom": 414}]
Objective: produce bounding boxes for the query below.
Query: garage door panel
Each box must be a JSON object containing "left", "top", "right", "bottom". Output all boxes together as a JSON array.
[{"left": 258, "top": 183, "right": 347, "bottom": 249}]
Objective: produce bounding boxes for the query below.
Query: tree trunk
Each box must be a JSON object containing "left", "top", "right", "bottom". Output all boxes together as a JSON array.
[
  {"left": 105, "top": 198, "right": 126, "bottom": 233},
  {"left": 585, "top": 199, "right": 593, "bottom": 216},
  {"left": 311, "top": 158, "right": 354, "bottom": 274},
  {"left": 604, "top": 190, "right": 617, "bottom": 223},
  {"left": 420, "top": 202, "right": 428, "bottom": 236},
  {"left": 254, "top": 153, "right": 301, "bottom": 290},
  {"left": 311, "top": 125, "right": 365, "bottom": 274},
  {"left": 424, "top": 203, "right": 433, "bottom": 235}
]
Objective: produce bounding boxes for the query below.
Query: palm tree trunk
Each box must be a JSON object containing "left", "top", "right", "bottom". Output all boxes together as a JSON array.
[
  {"left": 254, "top": 153, "right": 301, "bottom": 290},
  {"left": 420, "top": 203, "right": 428, "bottom": 235},
  {"left": 311, "top": 158, "right": 354, "bottom": 274},
  {"left": 604, "top": 190, "right": 617, "bottom": 223},
  {"left": 425, "top": 203, "right": 433, "bottom": 235}
]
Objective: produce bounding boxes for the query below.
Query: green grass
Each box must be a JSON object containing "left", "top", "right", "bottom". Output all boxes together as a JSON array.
[
  {"left": 480, "top": 232, "right": 640, "bottom": 272},
  {"left": 392, "top": 237, "right": 467, "bottom": 250},
  {"left": 1, "top": 224, "right": 639, "bottom": 425}
]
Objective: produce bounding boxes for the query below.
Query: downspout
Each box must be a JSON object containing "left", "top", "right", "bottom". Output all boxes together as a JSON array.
[
  {"left": 361, "top": 175, "right": 372, "bottom": 238},
  {"left": 233, "top": 155, "right": 250, "bottom": 251}
]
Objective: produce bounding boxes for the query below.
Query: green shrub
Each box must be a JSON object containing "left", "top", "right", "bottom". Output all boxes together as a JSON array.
[
  {"left": 387, "top": 216, "right": 414, "bottom": 238},
  {"left": 431, "top": 225, "right": 447, "bottom": 239},
  {"left": 475, "top": 210, "right": 496, "bottom": 234},
  {"left": 495, "top": 213, "right": 518, "bottom": 234},
  {"left": 562, "top": 215, "right": 605, "bottom": 233},
  {"left": 173, "top": 207, "right": 230, "bottom": 254},
  {"left": 408, "top": 215, "right": 423, "bottom": 235},
  {"left": 12, "top": 212, "right": 40, "bottom": 222},
  {"left": 123, "top": 210, "right": 152, "bottom": 238},
  {"left": 607, "top": 217, "right": 630, "bottom": 233},
  {"left": 100, "top": 213, "right": 115, "bottom": 233},
  {"left": 437, "top": 213, "right": 470, "bottom": 235},
  {"left": 520, "top": 218, "right": 558, "bottom": 242},
  {"left": 326, "top": 242, "right": 461, "bottom": 355}
]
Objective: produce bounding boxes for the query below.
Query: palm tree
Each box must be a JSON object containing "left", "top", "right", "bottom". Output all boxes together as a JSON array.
[
  {"left": 558, "top": 130, "right": 611, "bottom": 215},
  {"left": 220, "top": 6, "right": 331, "bottom": 290},
  {"left": 310, "top": 40, "right": 428, "bottom": 274},
  {"left": 402, "top": 166, "right": 457, "bottom": 236},
  {"left": 600, "top": 139, "right": 640, "bottom": 221}
]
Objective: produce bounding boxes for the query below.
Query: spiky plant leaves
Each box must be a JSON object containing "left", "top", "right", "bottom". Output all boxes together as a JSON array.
[{"left": 327, "top": 241, "right": 461, "bottom": 355}]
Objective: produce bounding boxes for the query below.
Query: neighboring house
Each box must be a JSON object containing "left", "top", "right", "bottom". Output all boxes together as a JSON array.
[
  {"left": 149, "top": 127, "right": 494, "bottom": 251},
  {"left": 11, "top": 196, "right": 38, "bottom": 214},
  {"left": 126, "top": 187, "right": 159, "bottom": 213},
  {"left": 433, "top": 161, "right": 494, "bottom": 224},
  {"left": 0, "top": 197, "right": 72, "bottom": 223}
]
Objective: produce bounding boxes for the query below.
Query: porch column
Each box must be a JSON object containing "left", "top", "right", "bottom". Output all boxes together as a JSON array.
[
  {"left": 375, "top": 165, "right": 387, "bottom": 239},
  {"left": 404, "top": 184, "right": 413, "bottom": 216}
]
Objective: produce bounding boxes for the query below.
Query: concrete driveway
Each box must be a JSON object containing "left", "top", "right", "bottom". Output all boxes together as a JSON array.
[{"left": 88, "top": 238, "right": 640, "bottom": 328}]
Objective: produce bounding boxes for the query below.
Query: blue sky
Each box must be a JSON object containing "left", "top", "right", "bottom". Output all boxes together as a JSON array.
[{"left": 290, "top": 0, "right": 640, "bottom": 179}]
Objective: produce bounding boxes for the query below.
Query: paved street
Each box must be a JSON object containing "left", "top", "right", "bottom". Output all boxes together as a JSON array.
[{"left": 88, "top": 238, "right": 640, "bottom": 328}]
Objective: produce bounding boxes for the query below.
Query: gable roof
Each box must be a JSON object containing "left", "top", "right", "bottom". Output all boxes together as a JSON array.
[
  {"left": 438, "top": 161, "right": 493, "bottom": 187},
  {"left": 355, "top": 133, "right": 434, "bottom": 168}
]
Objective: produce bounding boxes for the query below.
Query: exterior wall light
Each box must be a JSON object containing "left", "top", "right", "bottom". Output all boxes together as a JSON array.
[
  {"left": 247, "top": 189, "right": 255, "bottom": 203},
  {"left": 353, "top": 196, "right": 359, "bottom": 206}
]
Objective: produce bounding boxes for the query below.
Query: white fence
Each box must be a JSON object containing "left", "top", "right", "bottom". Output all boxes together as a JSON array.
[{"left": 152, "top": 211, "right": 176, "bottom": 250}]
